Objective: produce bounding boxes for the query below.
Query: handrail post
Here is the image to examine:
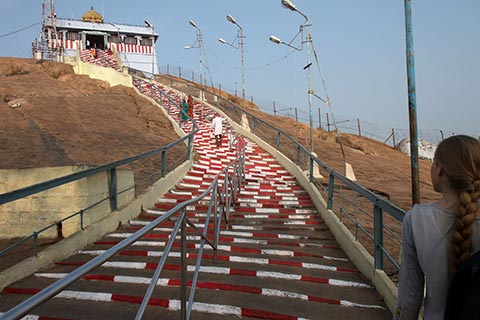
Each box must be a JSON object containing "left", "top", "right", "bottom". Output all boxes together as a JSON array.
[
  {"left": 276, "top": 132, "right": 281, "bottom": 150},
  {"left": 161, "top": 150, "right": 167, "bottom": 177},
  {"left": 309, "top": 156, "right": 314, "bottom": 183},
  {"left": 180, "top": 209, "right": 187, "bottom": 320},
  {"left": 213, "top": 189, "right": 218, "bottom": 263},
  {"left": 109, "top": 168, "right": 118, "bottom": 211},
  {"left": 327, "top": 174, "right": 334, "bottom": 210},
  {"left": 33, "top": 232, "right": 38, "bottom": 257},
  {"left": 374, "top": 205, "right": 385, "bottom": 270},
  {"left": 296, "top": 145, "right": 301, "bottom": 165},
  {"left": 80, "top": 209, "right": 85, "bottom": 230},
  {"left": 187, "top": 134, "right": 193, "bottom": 160}
]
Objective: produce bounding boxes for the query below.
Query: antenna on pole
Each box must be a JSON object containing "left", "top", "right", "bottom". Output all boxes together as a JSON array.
[{"left": 38, "top": 0, "right": 61, "bottom": 61}]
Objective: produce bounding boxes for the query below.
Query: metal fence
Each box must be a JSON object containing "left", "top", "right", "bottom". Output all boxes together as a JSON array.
[
  {"left": 0, "top": 70, "right": 248, "bottom": 320},
  {"left": 0, "top": 83, "right": 196, "bottom": 265},
  {"left": 159, "top": 64, "right": 469, "bottom": 146},
  {"left": 158, "top": 74, "right": 406, "bottom": 276}
]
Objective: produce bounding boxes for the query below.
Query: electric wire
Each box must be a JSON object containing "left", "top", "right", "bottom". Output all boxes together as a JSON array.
[{"left": 0, "top": 22, "right": 40, "bottom": 39}]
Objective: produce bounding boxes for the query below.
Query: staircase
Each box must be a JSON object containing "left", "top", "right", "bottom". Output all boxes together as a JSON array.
[{"left": 0, "top": 82, "right": 391, "bottom": 319}]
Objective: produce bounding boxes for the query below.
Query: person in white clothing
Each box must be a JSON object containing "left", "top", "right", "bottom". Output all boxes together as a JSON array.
[
  {"left": 211, "top": 115, "right": 223, "bottom": 147},
  {"left": 395, "top": 135, "right": 480, "bottom": 319}
]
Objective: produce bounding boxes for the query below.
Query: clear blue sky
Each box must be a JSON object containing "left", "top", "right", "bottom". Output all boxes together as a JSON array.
[{"left": 1, "top": 0, "right": 479, "bottom": 139}]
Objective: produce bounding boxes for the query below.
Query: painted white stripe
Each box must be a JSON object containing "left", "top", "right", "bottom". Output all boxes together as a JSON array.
[
  {"left": 274, "top": 192, "right": 295, "bottom": 196},
  {"left": 287, "top": 215, "right": 309, "bottom": 219},
  {"left": 170, "top": 190, "right": 193, "bottom": 196},
  {"left": 169, "top": 300, "right": 243, "bottom": 316},
  {"left": 296, "top": 209, "right": 316, "bottom": 214},
  {"left": 157, "top": 198, "right": 177, "bottom": 203},
  {"left": 133, "top": 241, "right": 165, "bottom": 247},
  {"left": 257, "top": 271, "right": 301, "bottom": 280},
  {"left": 146, "top": 209, "right": 167, "bottom": 215},
  {"left": 243, "top": 215, "right": 269, "bottom": 219},
  {"left": 103, "top": 261, "right": 147, "bottom": 269},
  {"left": 255, "top": 208, "right": 280, "bottom": 214},
  {"left": 179, "top": 182, "right": 200, "bottom": 188},
  {"left": 239, "top": 202, "right": 262, "bottom": 208},
  {"left": 329, "top": 279, "right": 371, "bottom": 288},
  {"left": 262, "top": 288, "right": 308, "bottom": 300},
  {"left": 253, "top": 195, "right": 271, "bottom": 200},
  {"left": 262, "top": 249, "right": 293, "bottom": 257},
  {"left": 230, "top": 225, "right": 254, "bottom": 230},
  {"left": 239, "top": 191, "right": 258, "bottom": 195},
  {"left": 230, "top": 256, "right": 268, "bottom": 265},
  {"left": 279, "top": 200, "right": 300, "bottom": 205},
  {"left": 233, "top": 238, "right": 268, "bottom": 245},
  {"left": 340, "top": 300, "right": 385, "bottom": 309},
  {"left": 238, "top": 198, "right": 257, "bottom": 203},
  {"left": 221, "top": 231, "right": 253, "bottom": 237},
  {"left": 285, "top": 221, "right": 307, "bottom": 225},
  {"left": 56, "top": 290, "right": 112, "bottom": 302},
  {"left": 196, "top": 266, "right": 230, "bottom": 274},
  {"left": 301, "top": 262, "right": 337, "bottom": 271},
  {"left": 184, "top": 175, "right": 203, "bottom": 181},
  {"left": 323, "top": 256, "right": 349, "bottom": 262}
]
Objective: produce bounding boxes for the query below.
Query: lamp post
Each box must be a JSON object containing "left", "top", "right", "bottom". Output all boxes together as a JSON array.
[
  {"left": 219, "top": 14, "right": 245, "bottom": 101},
  {"left": 109, "top": 23, "right": 120, "bottom": 52},
  {"left": 144, "top": 20, "right": 155, "bottom": 99},
  {"left": 144, "top": 20, "right": 155, "bottom": 78},
  {"left": 185, "top": 20, "right": 204, "bottom": 86},
  {"left": 269, "top": 0, "right": 314, "bottom": 152}
]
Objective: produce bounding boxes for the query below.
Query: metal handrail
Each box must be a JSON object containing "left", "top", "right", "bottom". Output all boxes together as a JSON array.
[
  {"left": 155, "top": 73, "right": 407, "bottom": 273},
  {"left": 1, "top": 134, "right": 246, "bottom": 320},
  {"left": 0, "top": 78, "right": 198, "bottom": 260},
  {"left": 1, "top": 73, "right": 246, "bottom": 320}
]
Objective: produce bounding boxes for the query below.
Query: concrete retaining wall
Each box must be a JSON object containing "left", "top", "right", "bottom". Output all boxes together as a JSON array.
[
  {"left": 70, "top": 59, "right": 133, "bottom": 88},
  {"left": 0, "top": 166, "right": 134, "bottom": 239},
  {"left": 0, "top": 160, "right": 191, "bottom": 291}
]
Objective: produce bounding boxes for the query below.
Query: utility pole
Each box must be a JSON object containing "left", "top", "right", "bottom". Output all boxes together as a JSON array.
[{"left": 404, "top": 0, "right": 420, "bottom": 205}]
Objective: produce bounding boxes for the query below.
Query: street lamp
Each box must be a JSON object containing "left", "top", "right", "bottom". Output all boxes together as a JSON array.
[
  {"left": 144, "top": 20, "right": 155, "bottom": 77},
  {"left": 219, "top": 14, "right": 245, "bottom": 100},
  {"left": 186, "top": 19, "right": 204, "bottom": 86},
  {"left": 269, "top": 0, "right": 314, "bottom": 152}
]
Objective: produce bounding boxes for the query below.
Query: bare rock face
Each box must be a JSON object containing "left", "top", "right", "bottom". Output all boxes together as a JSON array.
[{"left": 395, "top": 138, "right": 436, "bottom": 160}]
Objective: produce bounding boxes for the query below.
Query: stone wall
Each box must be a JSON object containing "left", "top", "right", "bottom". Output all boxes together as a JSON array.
[{"left": 0, "top": 166, "right": 134, "bottom": 239}]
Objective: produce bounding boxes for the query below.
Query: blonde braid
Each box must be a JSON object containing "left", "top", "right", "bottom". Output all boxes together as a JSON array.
[{"left": 452, "top": 179, "right": 480, "bottom": 270}]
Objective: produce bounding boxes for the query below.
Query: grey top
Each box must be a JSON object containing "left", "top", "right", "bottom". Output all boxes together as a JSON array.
[{"left": 394, "top": 202, "right": 480, "bottom": 320}]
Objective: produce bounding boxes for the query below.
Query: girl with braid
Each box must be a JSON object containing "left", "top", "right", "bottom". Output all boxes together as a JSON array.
[{"left": 394, "top": 135, "right": 480, "bottom": 320}]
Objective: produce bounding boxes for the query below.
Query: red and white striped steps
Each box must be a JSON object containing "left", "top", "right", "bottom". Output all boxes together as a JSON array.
[{"left": 0, "top": 81, "right": 391, "bottom": 319}]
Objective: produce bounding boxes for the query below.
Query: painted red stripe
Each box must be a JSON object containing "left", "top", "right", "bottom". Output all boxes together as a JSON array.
[
  {"left": 308, "top": 295, "right": 341, "bottom": 305},
  {"left": 230, "top": 268, "right": 256, "bottom": 276},
  {"left": 337, "top": 267, "right": 358, "bottom": 273},
  {"left": 269, "top": 260, "right": 302, "bottom": 267},
  {"left": 231, "top": 247, "right": 260, "bottom": 254},
  {"left": 300, "top": 275, "right": 329, "bottom": 284},
  {"left": 3, "top": 287, "right": 41, "bottom": 295},
  {"left": 242, "top": 308, "right": 298, "bottom": 320},
  {"left": 84, "top": 274, "right": 114, "bottom": 281},
  {"left": 119, "top": 250, "right": 148, "bottom": 256},
  {"left": 252, "top": 233, "right": 277, "bottom": 238}
]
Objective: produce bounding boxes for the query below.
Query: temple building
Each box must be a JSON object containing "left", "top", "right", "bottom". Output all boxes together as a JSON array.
[{"left": 33, "top": 6, "right": 159, "bottom": 75}]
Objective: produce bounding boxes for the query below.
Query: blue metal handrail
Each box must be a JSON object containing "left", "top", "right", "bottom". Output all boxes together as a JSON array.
[
  {"left": 156, "top": 74, "right": 407, "bottom": 273},
  {"left": 0, "top": 123, "right": 246, "bottom": 320},
  {"left": 0, "top": 78, "right": 198, "bottom": 260}
]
